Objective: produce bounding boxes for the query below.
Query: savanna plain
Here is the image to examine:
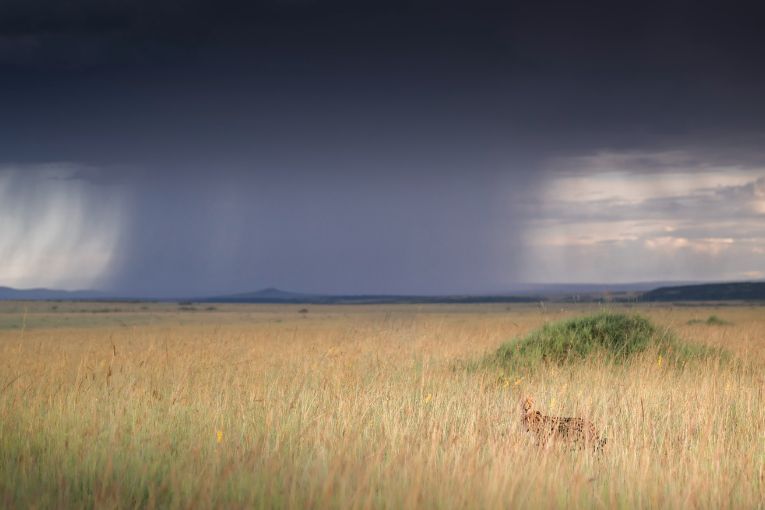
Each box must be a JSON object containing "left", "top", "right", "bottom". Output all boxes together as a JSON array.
[{"left": 1, "top": 301, "right": 764, "bottom": 509}]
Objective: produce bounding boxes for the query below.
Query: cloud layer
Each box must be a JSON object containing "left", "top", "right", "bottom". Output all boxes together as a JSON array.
[{"left": 524, "top": 152, "right": 765, "bottom": 282}]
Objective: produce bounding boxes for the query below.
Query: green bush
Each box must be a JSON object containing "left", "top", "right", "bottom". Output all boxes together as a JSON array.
[{"left": 491, "top": 312, "right": 722, "bottom": 369}]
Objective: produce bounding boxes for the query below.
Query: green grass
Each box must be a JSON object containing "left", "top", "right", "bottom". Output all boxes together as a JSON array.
[{"left": 490, "top": 312, "right": 724, "bottom": 370}]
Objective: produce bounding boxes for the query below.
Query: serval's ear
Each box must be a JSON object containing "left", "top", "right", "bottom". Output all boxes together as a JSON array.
[{"left": 520, "top": 396, "right": 534, "bottom": 413}]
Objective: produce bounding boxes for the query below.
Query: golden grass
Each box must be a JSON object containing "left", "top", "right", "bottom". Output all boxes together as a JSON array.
[{"left": 1, "top": 303, "right": 764, "bottom": 508}]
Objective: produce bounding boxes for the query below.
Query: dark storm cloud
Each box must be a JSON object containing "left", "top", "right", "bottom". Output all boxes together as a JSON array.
[
  {"left": 4, "top": 0, "right": 765, "bottom": 163},
  {"left": 2, "top": 1, "right": 765, "bottom": 293}
]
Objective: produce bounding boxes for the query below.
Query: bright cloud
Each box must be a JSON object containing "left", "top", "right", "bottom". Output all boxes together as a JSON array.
[
  {"left": 644, "top": 237, "right": 734, "bottom": 255},
  {"left": 0, "top": 165, "right": 125, "bottom": 289},
  {"left": 522, "top": 150, "right": 765, "bottom": 282}
]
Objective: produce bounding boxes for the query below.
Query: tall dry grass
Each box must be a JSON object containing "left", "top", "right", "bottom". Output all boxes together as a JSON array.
[{"left": 0, "top": 304, "right": 764, "bottom": 508}]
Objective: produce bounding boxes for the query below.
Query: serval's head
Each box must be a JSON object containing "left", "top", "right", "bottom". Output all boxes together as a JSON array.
[{"left": 520, "top": 396, "right": 535, "bottom": 417}]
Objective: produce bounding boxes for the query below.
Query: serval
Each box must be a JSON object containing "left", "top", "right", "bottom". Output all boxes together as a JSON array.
[{"left": 520, "top": 396, "right": 606, "bottom": 453}]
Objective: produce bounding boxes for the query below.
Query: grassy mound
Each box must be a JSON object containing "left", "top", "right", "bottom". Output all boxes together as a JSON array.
[{"left": 492, "top": 312, "right": 721, "bottom": 369}]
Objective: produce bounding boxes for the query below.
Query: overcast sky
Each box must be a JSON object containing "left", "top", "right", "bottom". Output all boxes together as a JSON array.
[{"left": 1, "top": 0, "right": 764, "bottom": 296}]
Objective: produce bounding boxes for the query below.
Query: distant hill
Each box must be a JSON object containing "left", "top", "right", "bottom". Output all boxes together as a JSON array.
[
  {"left": 204, "top": 287, "right": 541, "bottom": 304},
  {"left": 206, "top": 287, "right": 317, "bottom": 301},
  {"left": 505, "top": 281, "right": 698, "bottom": 295},
  {"left": 500, "top": 281, "right": 700, "bottom": 302},
  {"left": 6, "top": 282, "right": 762, "bottom": 304},
  {"left": 0, "top": 285, "right": 542, "bottom": 304},
  {"left": 0, "top": 286, "right": 105, "bottom": 300},
  {"left": 643, "top": 281, "right": 765, "bottom": 301}
]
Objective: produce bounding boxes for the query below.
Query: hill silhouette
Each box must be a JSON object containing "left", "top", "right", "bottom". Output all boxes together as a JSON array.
[
  {"left": 0, "top": 287, "right": 105, "bottom": 300},
  {"left": 643, "top": 282, "right": 765, "bottom": 301},
  {"left": 204, "top": 288, "right": 541, "bottom": 304}
]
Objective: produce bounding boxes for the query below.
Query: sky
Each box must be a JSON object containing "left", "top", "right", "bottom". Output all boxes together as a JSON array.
[{"left": 1, "top": 0, "right": 764, "bottom": 296}]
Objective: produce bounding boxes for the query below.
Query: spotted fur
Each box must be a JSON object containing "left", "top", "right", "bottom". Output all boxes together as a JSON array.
[{"left": 520, "top": 396, "right": 606, "bottom": 452}]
